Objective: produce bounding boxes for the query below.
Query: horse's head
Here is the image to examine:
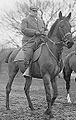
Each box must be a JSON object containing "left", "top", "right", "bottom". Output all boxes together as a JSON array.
[
  {"left": 57, "top": 11, "right": 74, "bottom": 48},
  {"left": 48, "top": 11, "right": 74, "bottom": 49}
]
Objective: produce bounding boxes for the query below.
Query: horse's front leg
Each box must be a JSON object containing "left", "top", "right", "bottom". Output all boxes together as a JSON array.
[
  {"left": 43, "top": 73, "right": 54, "bottom": 118},
  {"left": 51, "top": 77, "right": 58, "bottom": 106}
]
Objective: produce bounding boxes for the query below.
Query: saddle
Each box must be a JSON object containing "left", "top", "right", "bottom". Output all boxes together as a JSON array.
[{"left": 14, "top": 44, "right": 44, "bottom": 62}]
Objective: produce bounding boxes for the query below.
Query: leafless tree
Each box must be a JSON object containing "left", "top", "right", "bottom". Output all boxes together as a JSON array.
[{"left": 0, "top": 0, "right": 76, "bottom": 47}]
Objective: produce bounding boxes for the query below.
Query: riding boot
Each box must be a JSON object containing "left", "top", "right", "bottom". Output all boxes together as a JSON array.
[{"left": 23, "top": 60, "right": 32, "bottom": 78}]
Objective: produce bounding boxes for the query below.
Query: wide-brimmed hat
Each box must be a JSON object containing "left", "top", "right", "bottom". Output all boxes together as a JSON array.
[{"left": 30, "top": 5, "right": 39, "bottom": 11}]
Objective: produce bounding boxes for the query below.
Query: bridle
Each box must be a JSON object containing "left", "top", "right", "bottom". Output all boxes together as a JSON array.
[
  {"left": 63, "top": 32, "right": 72, "bottom": 41},
  {"left": 57, "top": 19, "right": 72, "bottom": 46}
]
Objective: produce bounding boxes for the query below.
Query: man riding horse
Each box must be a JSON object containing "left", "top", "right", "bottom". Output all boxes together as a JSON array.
[{"left": 21, "top": 5, "right": 47, "bottom": 77}]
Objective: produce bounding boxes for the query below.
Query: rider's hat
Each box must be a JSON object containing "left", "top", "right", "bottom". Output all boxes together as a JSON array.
[{"left": 30, "top": 5, "right": 39, "bottom": 12}]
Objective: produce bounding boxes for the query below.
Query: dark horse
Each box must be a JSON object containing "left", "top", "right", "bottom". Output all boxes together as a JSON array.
[
  {"left": 63, "top": 50, "right": 76, "bottom": 103},
  {"left": 6, "top": 11, "right": 74, "bottom": 118}
]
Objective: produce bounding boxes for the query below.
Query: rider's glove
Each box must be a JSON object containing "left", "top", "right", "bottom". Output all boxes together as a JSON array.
[{"left": 35, "top": 31, "right": 41, "bottom": 36}]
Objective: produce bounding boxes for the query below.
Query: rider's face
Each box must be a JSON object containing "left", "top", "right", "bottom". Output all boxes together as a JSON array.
[{"left": 30, "top": 10, "right": 37, "bottom": 17}]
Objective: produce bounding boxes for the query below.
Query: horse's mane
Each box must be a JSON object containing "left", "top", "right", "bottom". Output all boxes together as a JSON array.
[
  {"left": 48, "top": 19, "right": 59, "bottom": 38},
  {"left": 48, "top": 16, "right": 66, "bottom": 38}
]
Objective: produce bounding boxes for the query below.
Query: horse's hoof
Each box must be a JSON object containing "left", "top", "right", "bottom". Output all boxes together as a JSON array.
[{"left": 44, "top": 108, "right": 52, "bottom": 115}]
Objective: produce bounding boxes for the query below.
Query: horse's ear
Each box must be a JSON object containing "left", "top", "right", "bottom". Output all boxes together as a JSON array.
[
  {"left": 59, "top": 11, "right": 62, "bottom": 19},
  {"left": 67, "top": 12, "right": 71, "bottom": 20}
]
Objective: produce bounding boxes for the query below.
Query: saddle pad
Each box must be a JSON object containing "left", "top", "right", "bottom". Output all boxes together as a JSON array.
[
  {"left": 14, "top": 44, "right": 43, "bottom": 62},
  {"left": 14, "top": 49, "right": 24, "bottom": 61}
]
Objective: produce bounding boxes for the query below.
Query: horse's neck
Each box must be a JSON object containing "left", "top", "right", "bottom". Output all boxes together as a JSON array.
[{"left": 47, "top": 36, "right": 63, "bottom": 62}]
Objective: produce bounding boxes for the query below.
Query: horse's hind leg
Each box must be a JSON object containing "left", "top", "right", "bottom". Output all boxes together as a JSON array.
[
  {"left": 63, "top": 66, "right": 72, "bottom": 103},
  {"left": 6, "top": 62, "right": 19, "bottom": 110},
  {"left": 51, "top": 77, "right": 58, "bottom": 106},
  {"left": 24, "top": 77, "right": 34, "bottom": 110}
]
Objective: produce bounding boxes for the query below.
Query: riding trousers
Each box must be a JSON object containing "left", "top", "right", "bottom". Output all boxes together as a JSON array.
[{"left": 22, "top": 36, "right": 44, "bottom": 64}]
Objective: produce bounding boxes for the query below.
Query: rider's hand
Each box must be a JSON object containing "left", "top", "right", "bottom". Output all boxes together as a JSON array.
[
  {"left": 35, "top": 31, "right": 41, "bottom": 36},
  {"left": 39, "top": 29, "right": 47, "bottom": 36}
]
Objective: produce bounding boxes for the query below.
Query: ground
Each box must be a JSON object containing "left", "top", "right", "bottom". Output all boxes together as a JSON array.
[{"left": 0, "top": 63, "right": 76, "bottom": 120}]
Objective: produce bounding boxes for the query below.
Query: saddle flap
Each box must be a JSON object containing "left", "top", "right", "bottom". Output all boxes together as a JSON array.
[
  {"left": 33, "top": 45, "right": 42, "bottom": 62},
  {"left": 14, "top": 44, "right": 44, "bottom": 62},
  {"left": 14, "top": 49, "right": 24, "bottom": 61}
]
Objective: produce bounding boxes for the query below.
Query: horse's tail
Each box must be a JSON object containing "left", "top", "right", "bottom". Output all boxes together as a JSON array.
[{"left": 5, "top": 51, "right": 13, "bottom": 63}]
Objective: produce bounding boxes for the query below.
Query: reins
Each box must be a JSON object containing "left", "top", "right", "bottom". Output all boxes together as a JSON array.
[
  {"left": 20, "top": 34, "right": 59, "bottom": 50},
  {"left": 46, "top": 42, "right": 58, "bottom": 62}
]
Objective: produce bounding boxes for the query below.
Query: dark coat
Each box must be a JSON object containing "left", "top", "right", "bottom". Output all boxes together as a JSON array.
[
  {"left": 21, "top": 14, "right": 45, "bottom": 61},
  {"left": 21, "top": 14, "right": 45, "bottom": 46}
]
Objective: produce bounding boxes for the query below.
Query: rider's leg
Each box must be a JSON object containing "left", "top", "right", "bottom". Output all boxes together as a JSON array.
[
  {"left": 23, "top": 60, "right": 32, "bottom": 77},
  {"left": 23, "top": 48, "right": 33, "bottom": 77},
  {"left": 22, "top": 38, "right": 42, "bottom": 77}
]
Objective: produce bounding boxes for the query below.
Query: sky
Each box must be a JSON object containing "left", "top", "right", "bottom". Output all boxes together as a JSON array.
[
  {"left": 0, "top": 0, "right": 72, "bottom": 13},
  {"left": 0, "top": 0, "right": 66, "bottom": 12},
  {"left": 0, "top": 0, "right": 17, "bottom": 11}
]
